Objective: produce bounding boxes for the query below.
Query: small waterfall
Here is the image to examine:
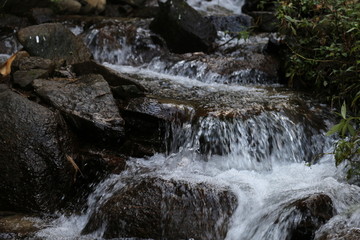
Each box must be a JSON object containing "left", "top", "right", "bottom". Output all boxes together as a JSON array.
[
  {"left": 30, "top": 3, "right": 360, "bottom": 239},
  {"left": 164, "top": 112, "right": 327, "bottom": 171}
]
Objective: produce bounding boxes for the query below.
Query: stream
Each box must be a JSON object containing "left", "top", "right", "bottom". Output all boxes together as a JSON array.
[{"left": 10, "top": 0, "right": 360, "bottom": 239}]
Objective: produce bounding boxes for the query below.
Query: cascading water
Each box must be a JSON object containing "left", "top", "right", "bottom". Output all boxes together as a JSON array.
[
  {"left": 34, "top": 66, "right": 360, "bottom": 239},
  {"left": 31, "top": 1, "right": 360, "bottom": 239}
]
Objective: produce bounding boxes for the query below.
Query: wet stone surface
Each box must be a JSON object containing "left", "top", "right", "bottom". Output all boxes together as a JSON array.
[
  {"left": 82, "top": 177, "right": 237, "bottom": 240},
  {"left": 33, "top": 74, "right": 125, "bottom": 141},
  {"left": 17, "top": 23, "right": 92, "bottom": 65},
  {"left": 0, "top": 87, "right": 74, "bottom": 212}
]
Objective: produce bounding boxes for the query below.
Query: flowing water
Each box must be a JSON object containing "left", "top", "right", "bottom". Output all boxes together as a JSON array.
[
  {"left": 26, "top": 0, "right": 360, "bottom": 239},
  {"left": 34, "top": 67, "right": 360, "bottom": 239}
]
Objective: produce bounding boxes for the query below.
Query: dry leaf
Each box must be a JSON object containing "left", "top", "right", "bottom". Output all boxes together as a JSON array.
[
  {"left": 66, "top": 154, "right": 84, "bottom": 181},
  {"left": 0, "top": 53, "right": 17, "bottom": 76}
]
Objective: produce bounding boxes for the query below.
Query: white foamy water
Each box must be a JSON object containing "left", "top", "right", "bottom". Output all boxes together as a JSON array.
[
  {"left": 186, "top": 0, "right": 245, "bottom": 15},
  {"left": 35, "top": 147, "right": 360, "bottom": 240},
  {"left": 103, "top": 63, "right": 266, "bottom": 92}
]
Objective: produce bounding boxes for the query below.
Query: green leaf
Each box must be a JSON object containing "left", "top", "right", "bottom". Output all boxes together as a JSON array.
[
  {"left": 347, "top": 124, "right": 356, "bottom": 136},
  {"left": 326, "top": 121, "right": 345, "bottom": 136},
  {"left": 341, "top": 102, "right": 347, "bottom": 119}
]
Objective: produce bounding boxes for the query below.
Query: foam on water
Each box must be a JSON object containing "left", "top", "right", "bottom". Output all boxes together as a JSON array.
[
  {"left": 186, "top": 0, "right": 245, "bottom": 15},
  {"left": 35, "top": 147, "right": 360, "bottom": 239},
  {"left": 104, "top": 63, "right": 265, "bottom": 92}
]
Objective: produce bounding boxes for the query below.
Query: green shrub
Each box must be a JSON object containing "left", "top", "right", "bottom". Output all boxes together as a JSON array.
[{"left": 277, "top": 0, "right": 360, "bottom": 178}]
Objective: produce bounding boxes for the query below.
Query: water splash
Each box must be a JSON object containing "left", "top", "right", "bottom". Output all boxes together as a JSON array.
[{"left": 186, "top": 0, "right": 245, "bottom": 15}]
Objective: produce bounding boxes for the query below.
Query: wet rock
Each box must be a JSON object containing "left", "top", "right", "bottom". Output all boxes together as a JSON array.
[
  {"left": 150, "top": 0, "right": 217, "bottom": 53},
  {"left": 55, "top": 0, "right": 106, "bottom": 14},
  {"left": 12, "top": 56, "right": 54, "bottom": 72},
  {"left": 82, "top": 177, "right": 237, "bottom": 240},
  {"left": 57, "top": 0, "right": 82, "bottom": 14},
  {"left": 129, "top": 6, "right": 159, "bottom": 18},
  {"left": 29, "top": 8, "right": 54, "bottom": 24},
  {"left": 80, "top": 17, "right": 165, "bottom": 65},
  {"left": 119, "top": 110, "right": 166, "bottom": 157},
  {"left": 1, "top": 0, "right": 54, "bottom": 16},
  {"left": 0, "top": 87, "right": 74, "bottom": 212},
  {"left": 64, "top": 149, "right": 127, "bottom": 209},
  {"left": 314, "top": 207, "right": 360, "bottom": 240},
  {"left": 72, "top": 60, "right": 146, "bottom": 96},
  {"left": 13, "top": 69, "right": 49, "bottom": 89},
  {"left": 147, "top": 52, "right": 280, "bottom": 84},
  {"left": 280, "top": 194, "right": 334, "bottom": 240},
  {"left": 124, "top": 97, "right": 195, "bottom": 122},
  {"left": 33, "top": 74, "right": 125, "bottom": 141},
  {"left": 207, "top": 14, "right": 253, "bottom": 34},
  {"left": 80, "top": 0, "right": 107, "bottom": 14},
  {"left": 0, "top": 211, "right": 40, "bottom": 239},
  {"left": 316, "top": 228, "right": 360, "bottom": 240},
  {"left": 119, "top": 97, "right": 195, "bottom": 157},
  {"left": 11, "top": 56, "right": 55, "bottom": 88},
  {"left": 17, "top": 23, "right": 92, "bottom": 65}
]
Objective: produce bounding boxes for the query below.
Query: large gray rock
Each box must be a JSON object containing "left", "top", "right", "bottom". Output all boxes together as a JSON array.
[
  {"left": 0, "top": 86, "right": 74, "bottom": 212},
  {"left": 82, "top": 177, "right": 237, "bottom": 239},
  {"left": 17, "top": 23, "right": 92, "bottom": 64},
  {"left": 33, "top": 74, "right": 125, "bottom": 141},
  {"left": 150, "top": 0, "right": 217, "bottom": 53}
]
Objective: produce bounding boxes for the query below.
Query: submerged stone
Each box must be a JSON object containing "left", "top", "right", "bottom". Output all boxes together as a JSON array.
[{"left": 82, "top": 177, "right": 237, "bottom": 240}]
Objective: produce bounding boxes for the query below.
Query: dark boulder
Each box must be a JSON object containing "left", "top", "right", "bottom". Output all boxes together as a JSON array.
[
  {"left": 0, "top": 86, "right": 75, "bottom": 212},
  {"left": 288, "top": 194, "right": 334, "bottom": 240},
  {"left": 119, "top": 97, "right": 195, "bottom": 157},
  {"left": 268, "top": 194, "right": 334, "bottom": 240},
  {"left": 82, "top": 177, "right": 237, "bottom": 239},
  {"left": 17, "top": 23, "right": 92, "bottom": 65},
  {"left": 150, "top": 0, "right": 217, "bottom": 53},
  {"left": 33, "top": 74, "right": 125, "bottom": 141}
]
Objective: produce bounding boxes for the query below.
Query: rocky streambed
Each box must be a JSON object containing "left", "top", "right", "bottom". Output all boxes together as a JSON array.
[{"left": 1, "top": 0, "right": 360, "bottom": 240}]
